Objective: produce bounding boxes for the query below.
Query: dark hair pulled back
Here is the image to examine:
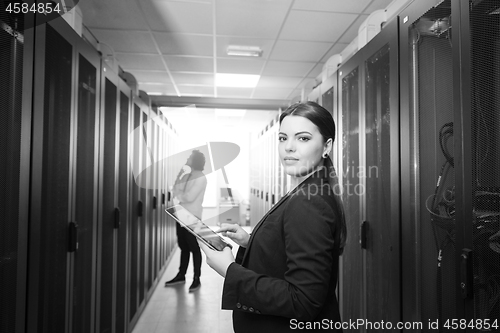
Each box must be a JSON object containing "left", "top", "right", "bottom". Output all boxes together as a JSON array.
[{"left": 280, "top": 101, "right": 347, "bottom": 252}]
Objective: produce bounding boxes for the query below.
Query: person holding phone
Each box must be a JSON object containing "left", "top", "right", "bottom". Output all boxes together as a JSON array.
[
  {"left": 198, "top": 102, "right": 347, "bottom": 332},
  {"left": 165, "top": 150, "right": 207, "bottom": 292}
]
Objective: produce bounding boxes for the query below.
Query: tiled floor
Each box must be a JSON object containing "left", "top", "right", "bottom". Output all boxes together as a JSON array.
[{"left": 131, "top": 228, "right": 249, "bottom": 333}]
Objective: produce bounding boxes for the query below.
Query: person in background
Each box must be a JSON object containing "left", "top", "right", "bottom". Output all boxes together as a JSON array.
[
  {"left": 198, "top": 102, "right": 347, "bottom": 332},
  {"left": 165, "top": 150, "right": 207, "bottom": 292}
]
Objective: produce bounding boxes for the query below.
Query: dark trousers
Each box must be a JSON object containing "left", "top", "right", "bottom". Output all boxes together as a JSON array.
[{"left": 176, "top": 223, "right": 201, "bottom": 278}]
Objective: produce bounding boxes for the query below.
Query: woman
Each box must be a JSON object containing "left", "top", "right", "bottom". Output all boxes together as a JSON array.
[{"left": 199, "top": 101, "right": 347, "bottom": 332}]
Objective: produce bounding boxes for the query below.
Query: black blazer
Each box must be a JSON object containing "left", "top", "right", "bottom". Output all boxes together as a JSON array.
[{"left": 222, "top": 169, "right": 343, "bottom": 332}]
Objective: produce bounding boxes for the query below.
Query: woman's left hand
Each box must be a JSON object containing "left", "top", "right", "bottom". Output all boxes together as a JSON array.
[{"left": 197, "top": 241, "right": 235, "bottom": 278}]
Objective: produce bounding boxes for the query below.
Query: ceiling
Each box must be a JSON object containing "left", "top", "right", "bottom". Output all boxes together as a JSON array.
[{"left": 77, "top": 0, "right": 394, "bottom": 107}]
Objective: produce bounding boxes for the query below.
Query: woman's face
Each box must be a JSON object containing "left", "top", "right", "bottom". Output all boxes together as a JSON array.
[{"left": 278, "top": 115, "right": 328, "bottom": 178}]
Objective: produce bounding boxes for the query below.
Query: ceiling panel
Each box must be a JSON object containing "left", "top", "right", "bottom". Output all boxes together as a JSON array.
[
  {"left": 217, "top": 58, "right": 266, "bottom": 75},
  {"left": 132, "top": 71, "right": 173, "bottom": 84},
  {"left": 252, "top": 87, "right": 295, "bottom": 100},
  {"left": 262, "top": 60, "right": 315, "bottom": 77},
  {"left": 256, "top": 76, "right": 303, "bottom": 89},
  {"left": 292, "top": 0, "right": 373, "bottom": 14},
  {"left": 139, "top": 83, "right": 178, "bottom": 95},
  {"left": 77, "top": 0, "right": 404, "bottom": 103},
  {"left": 91, "top": 29, "right": 158, "bottom": 54},
  {"left": 115, "top": 53, "right": 165, "bottom": 71},
  {"left": 153, "top": 33, "right": 213, "bottom": 56},
  {"left": 164, "top": 56, "right": 214, "bottom": 73},
  {"left": 171, "top": 73, "right": 215, "bottom": 85},
  {"left": 270, "top": 40, "right": 332, "bottom": 62},
  {"left": 77, "top": 0, "right": 150, "bottom": 30},
  {"left": 177, "top": 85, "right": 215, "bottom": 97},
  {"left": 216, "top": 87, "right": 253, "bottom": 98},
  {"left": 215, "top": 0, "right": 292, "bottom": 38},
  {"left": 144, "top": 1, "right": 213, "bottom": 33},
  {"left": 280, "top": 10, "right": 359, "bottom": 42}
]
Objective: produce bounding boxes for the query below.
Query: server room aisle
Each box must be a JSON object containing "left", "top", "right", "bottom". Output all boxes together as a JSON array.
[{"left": 132, "top": 229, "right": 244, "bottom": 333}]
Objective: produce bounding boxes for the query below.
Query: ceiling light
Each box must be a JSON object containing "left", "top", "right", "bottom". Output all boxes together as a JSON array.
[
  {"left": 215, "top": 73, "right": 260, "bottom": 88},
  {"left": 226, "top": 45, "right": 263, "bottom": 57}
]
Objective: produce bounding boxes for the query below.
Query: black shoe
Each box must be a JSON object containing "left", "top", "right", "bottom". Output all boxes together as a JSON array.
[
  {"left": 165, "top": 275, "right": 185, "bottom": 286},
  {"left": 188, "top": 277, "right": 201, "bottom": 292}
]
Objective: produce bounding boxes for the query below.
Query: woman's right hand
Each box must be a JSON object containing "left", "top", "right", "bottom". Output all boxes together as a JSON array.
[{"left": 217, "top": 223, "right": 250, "bottom": 248}]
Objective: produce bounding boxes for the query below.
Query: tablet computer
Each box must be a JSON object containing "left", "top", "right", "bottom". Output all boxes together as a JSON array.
[{"left": 165, "top": 205, "right": 232, "bottom": 251}]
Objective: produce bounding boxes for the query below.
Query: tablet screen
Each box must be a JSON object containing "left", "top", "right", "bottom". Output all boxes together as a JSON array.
[{"left": 165, "top": 205, "right": 232, "bottom": 251}]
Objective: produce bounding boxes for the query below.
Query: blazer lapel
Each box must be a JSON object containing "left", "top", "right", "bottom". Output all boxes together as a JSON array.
[{"left": 241, "top": 193, "right": 290, "bottom": 264}]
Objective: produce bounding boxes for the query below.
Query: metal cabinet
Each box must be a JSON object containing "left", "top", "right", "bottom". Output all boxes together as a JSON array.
[
  {"left": 309, "top": 17, "right": 401, "bottom": 332},
  {"left": 2, "top": 13, "right": 179, "bottom": 333},
  {"left": 28, "top": 17, "right": 98, "bottom": 332},
  {"left": 337, "top": 17, "right": 401, "bottom": 331},
  {"left": 400, "top": 0, "right": 500, "bottom": 331},
  {"left": 0, "top": 6, "right": 35, "bottom": 333}
]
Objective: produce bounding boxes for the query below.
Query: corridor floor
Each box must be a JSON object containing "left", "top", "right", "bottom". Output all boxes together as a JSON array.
[{"left": 131, "top": 229, "right": 246, "bottom": 333}]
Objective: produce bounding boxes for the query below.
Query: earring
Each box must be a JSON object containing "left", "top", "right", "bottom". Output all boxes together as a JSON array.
[{"left": 322, "top": 152, "right": 329, "bottom": 158}]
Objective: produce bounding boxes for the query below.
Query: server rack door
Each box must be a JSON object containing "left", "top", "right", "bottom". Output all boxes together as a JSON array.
[
  {"left": 160, "top": 118, "right": 168, "bottom": 265},
  {"left": 161, "top": 121, "right": 166, "bottom": 270},
  {"left": 263, "top": 128, "right": 268, "bottom": 213},
  {"left": 147, "top": 118, "right": 157, "bottom": 292},
  {"left": 139, "top": 109, "right": 149, "bottom": 307},
  {"left": 157, "top": 121, "right": 165, "bottom": 271},
  {"left": 72, "top": 38, "right": 101, "bottom": 333},
  {"left": 362, "top": 17, "right": 401, "bottom": 328},
  {"left": 116, "top": 84, "right": 132, "bottom": 333},
  {"left": 319, "top": 71, "right": 339, "bottom": 168},
  {"left": 154, "top": 120, "right": 161, "bottom": 278},
  {"left": 129, "top": 102, "right": 142, "bottom": 320},
  {"left": 28, "top": 21, "right": 73, "bottom": 333},
  {"left": 96, "top": 65, "right": 119, "bottom": 333},
  {"left": 400, "top": 0, "right": 457, "bottom": 330},
  {"left": 462, "top": 0, "right": 500, "bottom": 329},
  {"left": 339, "top": 62, "right": 363, "bottom": 328},
  {"left": 0, "top": 7, "right": 33, "bottom": 332},
  {"left": 322, "top": 87, "right": 335, "bottom": 116}
]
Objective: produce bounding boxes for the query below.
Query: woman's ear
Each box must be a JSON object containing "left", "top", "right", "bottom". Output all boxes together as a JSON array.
[{"left": 324, "top": 138, "right": 333, "bottom": 156}]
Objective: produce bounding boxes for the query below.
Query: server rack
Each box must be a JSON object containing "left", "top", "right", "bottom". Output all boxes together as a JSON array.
[
  {"left": 459, "top": 1, "right": 500, "bottom": 328},
  {"left": 2, "top": 12, "right": 179, "bottom": 333},
  {"left": 0, "top": 4, "right": 35, "bottom": 333},
  {"left": 95, "top": 61, "right": 134, "bottom": 333},
  {"left": 249, "top": 114, "right": 282, "bottom": 227},
  {"left": 116, "top": 76, "right": 133, "bottom": 333},
  {"left": 400, "top": 1, "right": 456, "bottom": 329},
  {"left": 308, "top": 16, "right": 401, "bottom": 332},
  {"left": 28, "top": 16, "right": 99, "bottom": 333},
  {"left": 399, "top": 0, "right": 500, "bottom": 331}
]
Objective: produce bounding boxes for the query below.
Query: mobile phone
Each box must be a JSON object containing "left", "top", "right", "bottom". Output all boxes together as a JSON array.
[{"left": 165, "top": 205, "right": 233, "bottom": 251}]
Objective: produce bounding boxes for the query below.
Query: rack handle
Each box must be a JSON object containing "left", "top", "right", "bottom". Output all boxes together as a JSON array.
[
  {"left": 68, "top": 222, "right": 78, "bottom": 252},
  {"left": 114, "top": 207, "right": 120, "bottom": 229},
  {"left": 360, "top": 221, "right": 369, "bottom": 249}
]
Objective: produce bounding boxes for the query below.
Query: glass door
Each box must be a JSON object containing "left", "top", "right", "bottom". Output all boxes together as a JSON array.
[
  {"left": 467, "top": 0, "right": 500, "bottom": 329},
  {"left": 363, "top": 17, "right": 400, "bottom": 327},
  {"left": 340, "top": 62, "right": 363, "bottom": 329}
]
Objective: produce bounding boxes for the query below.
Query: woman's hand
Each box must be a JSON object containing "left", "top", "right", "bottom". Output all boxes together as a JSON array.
[
  {"left": 197, "top": 241, "right": 234, "bottom": 278},
  {"left": 217, "top": 223, "right": 250, "bottom": 248}
]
